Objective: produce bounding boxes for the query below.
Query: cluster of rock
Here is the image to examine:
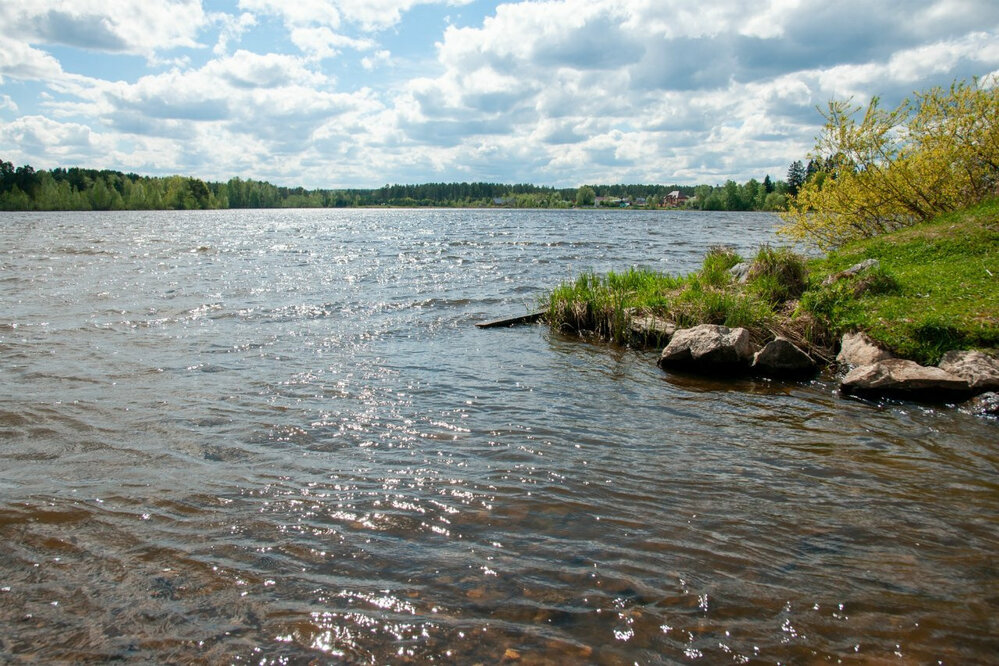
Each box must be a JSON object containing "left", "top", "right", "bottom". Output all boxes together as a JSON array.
[
  {"left": 654, "top": 323, "right": 818, "bottom": 377},
  {"left": 837, "top": 332, "right": 999, "bottom": 415},
  {"left": 644, "top": 322, "right": 999, "bottom": 417}
]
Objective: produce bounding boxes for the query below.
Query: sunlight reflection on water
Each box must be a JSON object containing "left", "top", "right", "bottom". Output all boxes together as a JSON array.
[{"left": 0, "top": 208, "right": 996, "bottom": 663}]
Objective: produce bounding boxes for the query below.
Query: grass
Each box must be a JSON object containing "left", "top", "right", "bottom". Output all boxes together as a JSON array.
[
  {"left": 799, "top": 196, "right": 999, "bottom": 364},
  {"left": 545, "top": 248, "right": 783, "bottom": 346},
  {"left": 546, "top": 197, "right": 999, "bottom": 365}
]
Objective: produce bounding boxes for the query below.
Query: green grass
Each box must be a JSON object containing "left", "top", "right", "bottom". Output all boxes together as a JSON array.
[
  {"left": 546, "top": 197, "right": 999, "bottom": 365},
  {"left": 545, "top": 250, "right": 776, "bottom": 346},
  {"left": 799, "top": 197, "right": 999, "bottom": 364}
]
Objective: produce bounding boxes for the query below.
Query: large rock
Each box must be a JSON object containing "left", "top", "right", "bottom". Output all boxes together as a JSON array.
[
  {"left": 841, "top": 358, "right": 972, "bottom": 401},
  {"left": 658, "top": 324, "right": 756, "bottom": 372},
  {"left": 752, "top": 337, "right": 817, "bottom": 377},
  {"left": 837, "top": 331, "right": 893, "bottom": 368},
  {"left": 938, "top": 350, "right": 999, "bottom": 392}
]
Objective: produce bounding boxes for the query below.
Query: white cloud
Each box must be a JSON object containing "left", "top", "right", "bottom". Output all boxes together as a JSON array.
[
  {"left": 0, "top": 115, "right": 100, "bottom": 164},
  {"left": 290, "top": 27, "right": 376, "bottom": 59},
  {"left": 0, "top": 0, "right": 208, "bottom": 56},
  {"left": 0, "top": 39, "right": 65, "bottom": 81},
  {"left": 212, "top": 11, "right": 258, "bottom": 56},
  {"left": 239, "top": 0, "right": 472, "bottom": 32},
  {"left": 2, "top": 0, "right": 998, "bottom": 187}
]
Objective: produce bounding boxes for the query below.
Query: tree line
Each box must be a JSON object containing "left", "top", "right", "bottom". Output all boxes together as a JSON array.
[{"left": 1, "top": 159, "right": 796, "bottom": 212}]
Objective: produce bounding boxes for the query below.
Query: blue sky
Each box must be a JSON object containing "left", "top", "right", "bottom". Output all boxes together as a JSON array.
[{"left": 1, "top": 0, "right": 998, "bottom": 188}]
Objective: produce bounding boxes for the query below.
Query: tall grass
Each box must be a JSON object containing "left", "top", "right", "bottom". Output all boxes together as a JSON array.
[{"left": 546, "top": 248, "right": 778, "bottom": 347}]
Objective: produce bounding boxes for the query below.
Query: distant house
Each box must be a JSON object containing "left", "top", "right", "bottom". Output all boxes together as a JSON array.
[{"left": 665, "top": 190, "right": 689, "bottom": 206}]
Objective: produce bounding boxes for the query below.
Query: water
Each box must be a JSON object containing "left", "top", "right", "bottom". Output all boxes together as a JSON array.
[{"left": 1, "top": 208, "right": 996, "bottom": 664}]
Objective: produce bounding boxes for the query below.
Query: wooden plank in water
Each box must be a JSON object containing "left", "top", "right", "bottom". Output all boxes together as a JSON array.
[{"left": 475, "top": 309, "right": 548, "bottom": 328}]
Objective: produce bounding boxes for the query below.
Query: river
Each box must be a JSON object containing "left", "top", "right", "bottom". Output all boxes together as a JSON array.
[{"left": 1, "top": 208, "right": 996, "bottom": 663}]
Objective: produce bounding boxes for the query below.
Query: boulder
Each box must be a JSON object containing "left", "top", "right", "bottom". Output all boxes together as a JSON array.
[
  {"left": 837, "top": 331, "right": 893, "bottom": 368},
  {"left": 752, "top": 337, "right": 817, "bottom": 377},
  {"left": 822, "top": 258, "right": 880, "bottom": 286},
  {"left": 937, "top": 350, "right": 999, "bottom": 392},
  {"left": 628, "top": 314, "right": 676, "bottom": 348},
  {"left": 841, "top": 358, "right": 972, "bottom": 401},
  {"left": 658, "top": 324, "right": 756, "bottom": 373},
  {"left": 963, "top": 392, "right": 999, "bottom": 418}
]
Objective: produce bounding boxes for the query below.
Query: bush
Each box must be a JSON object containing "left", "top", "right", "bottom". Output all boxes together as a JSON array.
[{"left": 780, "top": 77, "right": 999, "bottom": 248}]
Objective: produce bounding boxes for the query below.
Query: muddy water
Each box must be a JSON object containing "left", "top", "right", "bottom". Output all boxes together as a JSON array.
[{"left": 1, "top": 208, "right": 996, "bottom": 663}]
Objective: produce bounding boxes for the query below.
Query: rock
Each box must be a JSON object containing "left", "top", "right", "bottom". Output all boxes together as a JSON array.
[
  {"left": 938, "top": 350, "right": 999, "bottom": 392},
  {"left": 658, "top": 324, "right": 756, "bottom": 373},
  {"left": 752, "top": 337, "right": 817, "bottom": 376},
  {"left": 963, "top": 392, "right": 999, "bottom": 417},
  {"left": 841, "top": 358, "right": 972, "bottom": 401},
  {"left": 628, "top": 314, "right": 676, "bottom": 348},
  {"left": 822, "top": 258, "right": 880, "bottom": 286},
  {"left": 728, "top": 262, "right": 752, "bottom": 284},
  {"left": 837, "top": 332, "right": 893, "bottom": 368}
]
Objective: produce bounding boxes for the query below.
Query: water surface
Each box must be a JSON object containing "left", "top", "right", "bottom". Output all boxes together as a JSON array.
[{"left": 1, "top": 209, "right": 996, "bottom": 663}]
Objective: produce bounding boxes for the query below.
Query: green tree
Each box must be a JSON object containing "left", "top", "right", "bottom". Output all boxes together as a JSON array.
[
  {"left": 786, "top": 160, "right": 806, "bottom": 196},
  {"left": 575, "top": 185, "right": 596, "bottom": 207}
]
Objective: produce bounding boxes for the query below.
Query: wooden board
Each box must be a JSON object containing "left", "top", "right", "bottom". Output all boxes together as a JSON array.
[{"left": 475, "top": 309, "right": 548, "bottom": 328}]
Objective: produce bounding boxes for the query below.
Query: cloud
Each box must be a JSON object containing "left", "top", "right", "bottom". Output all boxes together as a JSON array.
[
  {"left": 238, "top": 0, "right": 472, "bottom": 32},
  {"left": 0, "top": 0, "right": 208, "bottom": 56},
  {"left": 2, "top": 0, "right": 998, "bottom": 188},
  {"left": 0, "top": 115, "right": 98, "bottom": 163},
  {"left": 0, "top": 39, "right": 65, "bottom": 81},
  {"left": 212, "top": 11, "right": 258, "bottom": 56},
  {"left": 289, "top": 27, "right": 376, "bottom": 59}
]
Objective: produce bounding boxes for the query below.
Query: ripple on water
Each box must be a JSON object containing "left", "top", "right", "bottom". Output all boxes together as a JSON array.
[{"left": 1, "top": 209, "right": 997, "bottom": 663}]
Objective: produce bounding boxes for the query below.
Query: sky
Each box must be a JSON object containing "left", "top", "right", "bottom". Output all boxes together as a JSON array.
[{"left": 1, "top": 0, "right": 998, "bottom": 189}]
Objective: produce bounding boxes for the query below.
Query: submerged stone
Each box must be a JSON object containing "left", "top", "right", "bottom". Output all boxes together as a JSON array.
[{"left": 963, "top": 392, "right": 999, "bottom": 418}]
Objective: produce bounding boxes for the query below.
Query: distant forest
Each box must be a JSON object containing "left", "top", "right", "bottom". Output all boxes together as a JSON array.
[{"left": 0, "top": 158, "right": 803, "bottom": 212}]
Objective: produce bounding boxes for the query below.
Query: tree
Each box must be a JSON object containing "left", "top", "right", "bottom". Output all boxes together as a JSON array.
[
  {"left": 781, "top": 77, "right": 999, "bottom": 248},
  {"left": 575, "top": 185, "right": 596, "bottom": 207},
  {"left": 786, "top": 160, "right": 806, "bottom": 196}
]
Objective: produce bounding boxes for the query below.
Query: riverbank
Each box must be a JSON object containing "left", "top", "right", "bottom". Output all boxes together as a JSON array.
[{"left": 545, "top": 197, "right": 999, "bottom": 403}]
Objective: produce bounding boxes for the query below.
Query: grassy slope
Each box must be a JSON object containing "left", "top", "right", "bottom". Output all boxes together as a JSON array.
[
  {"left": 802, "top": 197, "right": 999, "bottom": 364},
  {"left": 546, "top": 198, "right": 999, "bottom": 366}
]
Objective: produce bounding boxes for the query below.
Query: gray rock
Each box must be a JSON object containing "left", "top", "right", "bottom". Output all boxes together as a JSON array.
[
  {"left": 938, "top": 350, "right": 999, "bottom": 392},
  {"left": 628, "top": 314, "right": 676, "bottom": 348},
  {"left": 728, "top": 262, "right": 752, "bottom": 284},
  {"left": 658, "top": 324, "right": 756, "bottom": 372},
  {"left": 841, "top": 358, "right": 971, "bottom": 401},
  {"left": 963, "top": 392, "right": 999, "bottom": 417},
  {"left": 837, "top": 331, "right": 893, "bottom": 368},
  {"left": 752, "top": 337, "right": 817, "bottom": 376},
  {"left": 822, "top": 258, "right": 880, "bottom": 286}
]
